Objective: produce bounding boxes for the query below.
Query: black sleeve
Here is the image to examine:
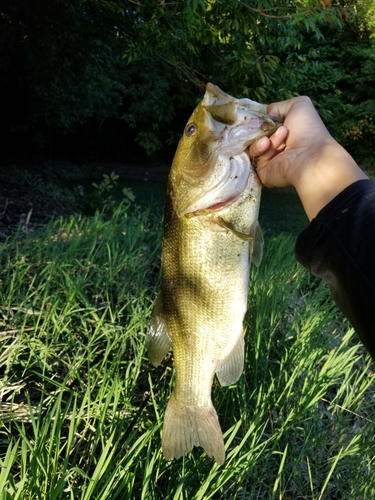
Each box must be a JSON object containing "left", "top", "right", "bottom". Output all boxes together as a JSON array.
[{"left": 295, "top": 179, "right": 375, "bottom": 359}]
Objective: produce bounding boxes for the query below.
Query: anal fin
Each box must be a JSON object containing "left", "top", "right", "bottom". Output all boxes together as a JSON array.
[{"left": 216, "top": 334, "right": 244, "bottom": 386}]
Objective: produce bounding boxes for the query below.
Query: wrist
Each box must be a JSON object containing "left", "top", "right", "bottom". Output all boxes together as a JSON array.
[{"left": 293, "top": 140, "right": 368, "bottom": 220}]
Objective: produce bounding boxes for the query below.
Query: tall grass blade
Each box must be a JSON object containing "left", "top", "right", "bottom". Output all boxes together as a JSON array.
[{"left": 0, "top": 209, "right": 374, "bottom": 498}]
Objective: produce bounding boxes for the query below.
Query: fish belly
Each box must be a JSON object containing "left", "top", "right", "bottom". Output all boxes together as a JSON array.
[{"left": 160, "top": 191, "right": 253, "bottom": 464}]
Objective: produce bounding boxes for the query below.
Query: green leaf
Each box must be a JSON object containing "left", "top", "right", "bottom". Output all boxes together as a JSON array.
[{"left": 122, "top": 187, "right": 136, "bottom": 202}]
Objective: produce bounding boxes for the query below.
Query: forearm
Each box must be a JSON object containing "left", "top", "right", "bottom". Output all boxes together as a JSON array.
[
  {"left": 295, "top": 179, "right": 375, "bottom": 359},
  {"left": 250, "top": 95, "right": 375, "bottom": 357}
]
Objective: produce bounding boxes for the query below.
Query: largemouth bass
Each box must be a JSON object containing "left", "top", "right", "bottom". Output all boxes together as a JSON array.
[{"left": 148, "top": 83, "right": 282, "bottom": 465}]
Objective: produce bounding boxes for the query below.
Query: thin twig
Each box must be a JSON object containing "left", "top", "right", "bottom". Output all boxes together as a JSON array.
[
  {"left": 0, "top": 198, "right": 9, "bottom": 217},
  {"left": 238, "top": 0, "right": 292, "bottom": 19},
  {"left": 25, "top": 208, "right": 33, "bottom": 235},
  {"left": 154, "top": 51, "right": 206, "bottom": 89},
  {"left": 321, "top": 397, "right": 373, "bottom": 423}
]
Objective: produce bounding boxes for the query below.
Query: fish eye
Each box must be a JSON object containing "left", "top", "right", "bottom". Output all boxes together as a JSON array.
[{"left": 185, "top": 123, "right": 197, "bottom": 137}]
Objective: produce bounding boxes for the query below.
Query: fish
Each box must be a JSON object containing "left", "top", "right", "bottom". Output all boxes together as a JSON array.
[{"left": 147, "top": 83, "right": 282, "bottom": 465}]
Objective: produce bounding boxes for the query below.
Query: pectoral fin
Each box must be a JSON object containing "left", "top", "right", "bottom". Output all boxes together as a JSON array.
[
  {"left": 215, "top": 335, "right": 244, "bottom": 386},
  {"left": 250, "top": 221, "right": 263, "bottom": 267},
  {"left": 214, "top": 216, "right": 264, "bottom": 267},
  {"left": 214, "top": 216, "right": 254, "bottom": 241},
  {"left": 147, "top": 292, "right": 172, "bottom": 367}
]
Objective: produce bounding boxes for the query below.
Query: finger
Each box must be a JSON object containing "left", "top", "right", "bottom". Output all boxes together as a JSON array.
[
  {"left": 269, "top": 96, "right": 323, "bottom": 130},
  {"left": 249, "top": 126, "right": 288, "bottom": 162},
  {"left": 249, "top": 136, "right": 270, "bottom": 157},
  {"left": 267, "top": 102, "right": 282, "bottom": 117},
  {"left": 267, "top": 97, "right": 304, "bottom": 118},
  {"left": 269, "top": 125, "right": 288, "bottom": 150}
]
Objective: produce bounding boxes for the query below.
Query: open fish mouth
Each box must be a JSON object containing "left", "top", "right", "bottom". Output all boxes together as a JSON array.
[
  {"left": 171, "top": 83, "right": 283, "bottom": 217},
  {"left": 206, "top": 98, "right": 283, "bottom": 157},
  {"left": 226, "top": 114, "right": 282, "bottom": 150},
  {"left": 179, "top": 152, "right": 251, "bottom": 216}
]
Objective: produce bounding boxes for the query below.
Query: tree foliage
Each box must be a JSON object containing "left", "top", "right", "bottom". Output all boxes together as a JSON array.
[
  {"left": 115, "top": 0, "right": 345, "bottom": 153},
  {"left": 293, "top": 0, "right": 375, "bottom": 161},
  {"left": 0, "top": 0, "right": 374, "bottom": 161},
  {"left": 0, "top": 0, "right": 127, "bottom": 152}
]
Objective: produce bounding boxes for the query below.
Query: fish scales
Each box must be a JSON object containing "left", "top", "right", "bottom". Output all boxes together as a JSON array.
[
  {"left": 148, "top": 83, "right": 282, "bottom": 465},
  {"left": 163, "top": 192, "right": 250, "bottom": 393}
]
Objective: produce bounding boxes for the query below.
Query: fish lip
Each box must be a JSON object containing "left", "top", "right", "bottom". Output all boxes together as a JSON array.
[
  {"left": 205, "top": 194, "right": 240, "bottom": 211},
  {"left": 224, "top": 113, "right": 282, "bottom": 151},
  {"left": 175, "top": 151, "right": 252, "bottom": 217},
  {"left": 184, "top": 194, "right": 242, "bottom": 217}
]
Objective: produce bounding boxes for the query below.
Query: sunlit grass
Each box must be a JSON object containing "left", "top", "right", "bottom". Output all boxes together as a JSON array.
[{"left": 0, "top": 203, "right": 374, "bottom": 499}]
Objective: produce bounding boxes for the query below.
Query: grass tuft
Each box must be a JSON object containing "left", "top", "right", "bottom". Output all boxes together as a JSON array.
[{"left": 0, "top": 205, "right": 374, "bottom": 498}]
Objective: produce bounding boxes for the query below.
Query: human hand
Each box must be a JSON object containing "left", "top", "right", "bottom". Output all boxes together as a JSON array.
[{"left": 249, "top": 96, "right": 368, "bottom": 220}]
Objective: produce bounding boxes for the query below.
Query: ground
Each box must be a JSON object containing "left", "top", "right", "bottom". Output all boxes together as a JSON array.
[{"left": 0, "top": 161, "right": 170, "bottom": 241}]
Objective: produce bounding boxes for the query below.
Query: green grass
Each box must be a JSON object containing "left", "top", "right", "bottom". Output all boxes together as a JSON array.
[{"left": 0, "top": 203, "right": 375, "bottom": 499}]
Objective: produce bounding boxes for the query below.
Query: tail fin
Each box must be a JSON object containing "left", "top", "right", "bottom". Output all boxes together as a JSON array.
[{"left": 161, "top": 392, "right": 225, "bottom": 465}]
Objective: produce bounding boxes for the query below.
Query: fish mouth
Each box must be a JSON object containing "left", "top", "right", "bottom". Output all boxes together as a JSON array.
[
  {"left": 226, "top": 116, "right": 280, "bottom": 151},
  {"left": 185, "top": 194, "right": 242, "bottom": 218},
  {"left": 176, "top": 151, "right": 252, "bottom": 217},
  {"left": 173, "top": 83, "right": 283, "bottom": 217},
  {"left": 213, "top": 104, "right": 282, "bottom": 155},
  {"left": 205, "top": 195, "right": 239, "bottom": 211},
  {"left": 175, "top": 111, "right": 280, "bottom": 217}
]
